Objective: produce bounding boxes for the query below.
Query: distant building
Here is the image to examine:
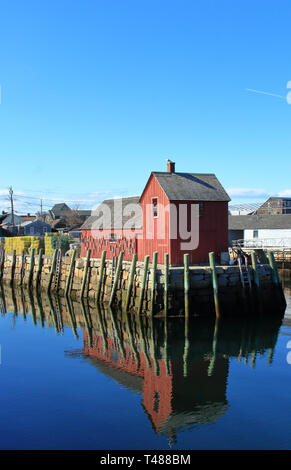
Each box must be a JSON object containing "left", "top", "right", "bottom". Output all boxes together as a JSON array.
[
  {"left": 18, "top": 220, "right": 52, "bottom": 236},
  {"left": 228, "top": 214, "right": 291, "bottom": 248},
  {"left": 256, "top": 197, "right": 291, "bottom": 215},
  {"left": 50, "top": 203, "right": 72, "bottom": 219}
]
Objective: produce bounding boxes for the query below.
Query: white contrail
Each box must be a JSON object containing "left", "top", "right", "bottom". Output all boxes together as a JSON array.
[{"left": 245, "top": 88, "right": 284, "bottom": 99}]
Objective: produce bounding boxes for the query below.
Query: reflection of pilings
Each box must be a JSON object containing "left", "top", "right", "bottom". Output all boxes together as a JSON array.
[
  {"left": 163, "top": 315, "right": 170, "bottom": 376},
  {"left": 208, "top": 318, "right": 220, "bottom": 376},
  {"left": 80, "top": 299, "right": 92, "bottom": 348},
  {"left": 267, "top": 348, "right": 275, "bottom": 365},
  {"left": 135, "top": 312, "right": 151, "bottom": 369},
  {"left": 36, "top": 291, "right": 45, "bottom": 328},
  {"left": 107, "top": 306, "right": 125, "bottom": 359},
  {"left": 54, "top": 294, "right": 64, "bottom": 333},
  {"left": 123, "top": 309, "right": 140, "bottom": 368},
  {"left": 48, "top": 292, "right": 59, "bottom": 333},
  {"left": 21, "top": 288, "right": 26, "bottom": 321},
  {"left": 149, "top": 315, "right": 159, "bottom": 376},
  {"left": 11, "top": 286, "right": 18, "bottom": 314},
  {"left": 250, "top": 350, "right": 256, "bottom": 368},
  {"left": 65, "top": 295, "right": 78, "bottom": 339},
  {"left": 164, "top": 253, "right": 169, "bottom": 316},
  {"left": 28, "top": 288, "right": 37, "bottom": 326},
  {"left": 0, "top": 283, "right": 6, "bottom": 315},
  {"left": 209, "top": 252, "right": 220, "bottom": 318},
  {"left": 184, "top": 254, "right": 190, "bottom": 319},
  {"left": 96, "top": 302, "right": 107, "bottom": 352},
  {"left": 183, "top": 315, "right": 189, "bottom": 377},
  {"left": 267, "top": 326, "right": 279, "bottom": 365},
  {"left": 238, "top": 319, "right": 247, "bottom": 363}
]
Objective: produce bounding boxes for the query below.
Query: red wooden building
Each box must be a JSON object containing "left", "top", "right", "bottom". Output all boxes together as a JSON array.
[{"left": 81, "top": 161, "right": 230, "bottom": 265}]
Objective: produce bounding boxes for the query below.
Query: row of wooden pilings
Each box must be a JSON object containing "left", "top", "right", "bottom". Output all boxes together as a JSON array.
[{"left": 0, "top": 246, "right": 286, "bottom": 316}]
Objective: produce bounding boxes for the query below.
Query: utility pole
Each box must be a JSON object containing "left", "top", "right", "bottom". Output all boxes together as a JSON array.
[
  {"left": 40, "top": 198, "right": 43, "bottom": 219},
  {"left": 8, "top": 186, "right": 15, "bottom": 230}
]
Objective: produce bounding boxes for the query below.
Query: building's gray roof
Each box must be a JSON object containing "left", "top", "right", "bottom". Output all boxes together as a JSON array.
[
  {"left": 229, "top": 214, "right": 291, "bottom": 230},
  {"left": 19, "top": 219, "right": 50, "bottom": 227},
  {"left": 77, "top": 209, "right": 92, "bottom": 217},
  {"left": 81, "top": 196, "right": 142, "bottom": 230},
  {"left": 151, "top": 172, "right": 230, "bottom": 202},
  {"left": 51, "top": 203, "right": 71, "bottom": 217}
]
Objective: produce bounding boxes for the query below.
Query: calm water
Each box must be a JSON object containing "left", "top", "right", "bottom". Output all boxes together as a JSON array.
[{"left": 0, "top": 284, "right": 290, "bottom": 450}]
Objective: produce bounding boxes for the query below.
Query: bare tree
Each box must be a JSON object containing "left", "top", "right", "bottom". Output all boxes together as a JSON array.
[{"left": 65, "top": 204, "right": 83, "bottom": 227}]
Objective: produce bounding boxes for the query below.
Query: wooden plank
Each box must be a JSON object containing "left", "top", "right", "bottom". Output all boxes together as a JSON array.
[
  {"left": 109, "top": 251, "right": 124, "bottom": 306},
  {"left": 96, "top": 250, "right": 106, "bottom": 301},
  {"left": 80, "top": 249, "right": 91, "bottom": 298},
  {"left": 209, "top": 251, "right": 220, "bottom": 318},
  {"left": 125, "top": 253, "right": 137, "bottom": 311},
  {"left": 138, "top": 255, "right": 150, "bottom": 315},
  {"left": 47, "top": 249, "right": 57, "bottom": 293},
  {"left": 65, "top": 249, "right": 76, "bottom": 296},
  {"left": 28, "top": 248, "right": 35, "bottom": 288}
]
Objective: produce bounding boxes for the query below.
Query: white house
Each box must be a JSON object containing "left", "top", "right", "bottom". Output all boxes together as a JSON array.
[{"left": 228, "top": 214, "right": 291, "bottom": 248}]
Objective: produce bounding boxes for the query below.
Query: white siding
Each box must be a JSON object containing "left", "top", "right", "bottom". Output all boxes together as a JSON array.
[{"left": 244, "top": 229, "right": 291, "bottom": 247}]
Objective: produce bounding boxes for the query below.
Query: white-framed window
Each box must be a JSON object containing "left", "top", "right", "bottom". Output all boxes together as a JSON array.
[
  {"left": 152, "top": 198, "right": 158, "bottom": 218},
  {"left": 109, "top": 233, "right": 116, "bottom": 243},
  {"left": 253, "top": 230, "right": 258, "bottom": 238}
]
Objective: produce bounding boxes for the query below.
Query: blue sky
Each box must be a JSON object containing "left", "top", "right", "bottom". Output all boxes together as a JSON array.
[{"left": 1, "top": 0, "right": 291, "bottom": 213}]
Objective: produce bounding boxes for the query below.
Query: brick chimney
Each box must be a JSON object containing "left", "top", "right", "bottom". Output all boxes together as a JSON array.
[{"left": 167, "top": 159, "right": 175, "bottom": 173}]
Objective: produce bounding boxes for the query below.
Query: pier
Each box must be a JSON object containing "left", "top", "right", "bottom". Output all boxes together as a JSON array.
[{"left": 0, "top": 245, "right": 286, "bottom": 317}]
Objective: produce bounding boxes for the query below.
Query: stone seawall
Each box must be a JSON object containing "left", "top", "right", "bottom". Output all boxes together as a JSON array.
[{"left": 0, "top": 251, "right": 281, "bottom": 316}]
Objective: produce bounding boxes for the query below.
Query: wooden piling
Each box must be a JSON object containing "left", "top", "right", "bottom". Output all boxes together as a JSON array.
[
  {"left": 109, "top": 251, "right": 124, "bottom": 307},
  {"left": 138, "top": 255, "right": 150, "bottom": 314},
  {"left": 47, "top": 249, "right": 57, "bottom": 294},
  {"left": 184, "top": 253, "right": 190, "bottom": 318},
  {"left": 151, "top": 251, "right": 158, "bottom": 304},
  {"left": 125, "top": 253, "right": 137, "bottom": 311},
  {"left": 267, "top": 251, "right": 280, "bottom": 285},
  {"left": 209, "top": 251, "right": 220, "bottom": 318},
  {"left": 267, "top": 251, "right": 286, "bottom": 309},
  {"left": 28, "top": 248, "right": 35, "bottom": 288},
  {"left": 251, "top": 252, "right": 260, "bottom": 288},
  {"left": 36, "top": 248, "right": 43, "bottom": 288},
  {"left": 96, "top": 250, "right": 106, "bottom": 301},
  {"left": 20, "top": 250, "right": 25, "bottom": 286},
  {"left": 65, "top": 249, "right": 76, "bottom": 296},
  {"left": 164, "top": 253, "right": 169, "bottom": 315},
  {"left": 260, "top": 250, "right": 268, "bottom": 264},
  {"left": 80, "top": 249, "right": 91, "bottom": 299},
  {"left": 0, "top": 246, "right": 5, "bottom": 281},
  {"left": 10, "top": 249, "right": 16, "bottom": 286}
]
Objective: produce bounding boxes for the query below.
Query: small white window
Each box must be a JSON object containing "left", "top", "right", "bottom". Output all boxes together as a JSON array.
[
  {"left": 152, "top": 198, "right": 158, "bottom": 218},
  {"left": 109, "top": 233, "right": 116, "bottom": 243}
]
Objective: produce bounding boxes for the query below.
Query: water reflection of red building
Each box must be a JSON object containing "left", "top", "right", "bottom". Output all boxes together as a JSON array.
[{"left": 83, "top": 331, "right": 229, "bottom": 438}]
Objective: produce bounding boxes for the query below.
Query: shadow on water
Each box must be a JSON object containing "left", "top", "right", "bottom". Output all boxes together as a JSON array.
[{"left": 0, "top": 285, "right": 285, "bottom": 445}]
